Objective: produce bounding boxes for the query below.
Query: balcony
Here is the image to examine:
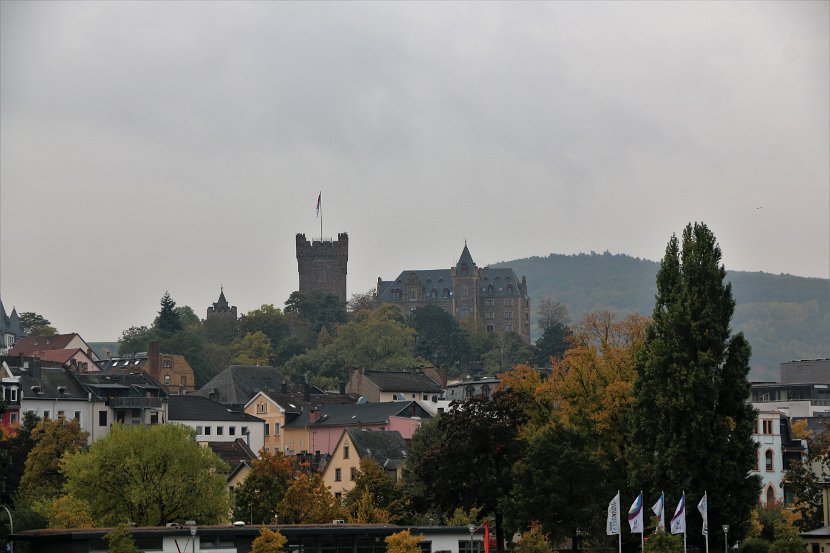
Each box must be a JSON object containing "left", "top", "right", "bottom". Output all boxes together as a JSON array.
[{"left": 107, "top": 397, "right": 163, "bottom": 409}]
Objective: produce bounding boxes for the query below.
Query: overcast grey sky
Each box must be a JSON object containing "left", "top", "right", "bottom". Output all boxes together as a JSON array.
[{"left": 1, "top": 1, "right": 828, "bottom": 341}]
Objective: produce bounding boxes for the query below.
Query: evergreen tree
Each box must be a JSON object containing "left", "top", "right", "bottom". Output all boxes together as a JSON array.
[
  {"left": 532, "top": 322, "right": 571, "bottom": 367},
  {"left": 630, "top": 223, "right": 759, "bottom": 545},
  {"left": 156, "top": 291, "right": 182, "bottom": 334}
]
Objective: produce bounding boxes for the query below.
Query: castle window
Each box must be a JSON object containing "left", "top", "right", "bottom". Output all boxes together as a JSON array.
[
  {"left": 504, "top": 298, "right": 514, "bottom": 307},
  {"left": 504, "top": 311, "right": 513, "bottom": 320},
  {"left": 765, "top": 450, "right": 773, "bottom": 472},
  {"left": 164, "top": 375, "right": 171, "bottom": 385},
  {"left": 486, "top": 325, "right": 494, "bottom": 332},
  {"left": 485, "top": 311, "right": 494, "bottom": 320},
  {"left": 485, "top": 298, "right": 494, "bottom": 307},
  {"left": 409, "top": 289, "right": 417, "bottom": 300},
  {"left": 443, "top": 288, "right": 450, "bottom": 298},
  {"left": 431, "top": 288, "right": 438, "bottom": 298},
  {"left": 504, "top": 324, "right": 512, "bottom": 332}
]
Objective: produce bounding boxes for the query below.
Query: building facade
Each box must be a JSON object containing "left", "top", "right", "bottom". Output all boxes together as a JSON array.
[
  {"left": 296, "top": 232, "right": 349, "bottom": 302},
  {"left": 375, "top": 243, "right": 531, "bottom": 343},
  {"left": 0, "top": 297, "right": 23, "bottom": 354},
  {"left": 750, "top": 409, "right": 806, "bottom": 505}
]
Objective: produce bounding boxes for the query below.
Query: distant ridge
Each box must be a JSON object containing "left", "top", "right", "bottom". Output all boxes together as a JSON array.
[{"left": 491, "top": 252, "right": 829, "bottom": 381}]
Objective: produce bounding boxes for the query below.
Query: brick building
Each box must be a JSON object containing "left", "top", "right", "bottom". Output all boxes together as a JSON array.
[
  {"left": 375, "top": 243, "right": 531, "bottom": 343},
  {"left": 296, "top": 232, "right": 349, "bottom": 302}
]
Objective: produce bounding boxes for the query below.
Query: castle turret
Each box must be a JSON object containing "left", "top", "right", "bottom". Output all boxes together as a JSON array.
[{"left": 296, "top": 232, "right": 349, "bottom": 302}]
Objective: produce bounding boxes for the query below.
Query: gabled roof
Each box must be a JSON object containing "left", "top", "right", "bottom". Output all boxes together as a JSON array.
[
  {"left": 28, "top": 348, "right": 88, "bottom": 365},
  {"left": 10, "top": 334, "right": 86, "bottom": 356},
  {"left": 168, "top": 394, "right": 263, "bottom": 423},
  {"left": 195, "top": 365, "right": 286, "bottom": 407},
  {"left": 204, "top": 438, "right": 257, "bottom": 469},
  {"left": 19, "top": 366, "right": 88, "bottom": 400},
  {"left": 284, "top": 400, "right": 430, "bottom": 428},
  {"left": 345, "top": 428, "right": 408, "bottom": 469},
  {"left": 360, "top": 371, "right": 443, "bottom": 393}
]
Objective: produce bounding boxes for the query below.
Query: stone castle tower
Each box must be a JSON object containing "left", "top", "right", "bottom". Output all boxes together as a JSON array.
[
  {"left": 296, "top": 232, "right": 348, "bottom": 302},
  {"left": 206, "top": 287, "right": 237, "bottom": 320}
]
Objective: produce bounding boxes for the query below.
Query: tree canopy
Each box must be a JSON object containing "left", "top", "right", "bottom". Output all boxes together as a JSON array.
[
  {"left": 18, "top": 312, "right": 58, "bottom": 336},
  {"left": 61, "top": 423, "right": 229, "bottom": 526},
  {"left": 155, "top": 291, "right": 183, "bottom": 334},
  {"left": 232, "top": 451, "right": 294, "bottom": 525}
]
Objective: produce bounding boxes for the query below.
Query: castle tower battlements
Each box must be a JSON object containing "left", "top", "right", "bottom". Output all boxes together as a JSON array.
[{"left": 296, "top": 232, "right": 348, "bottom": 302}]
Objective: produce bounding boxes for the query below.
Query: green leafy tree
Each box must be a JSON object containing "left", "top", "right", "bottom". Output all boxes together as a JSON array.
[
  {"left": 536, "top": 298, "right": 570, "bottom": 332},
  {"left": 18, "top": 312, "right": 58, "bottom": 336},
  {"left": 61, "top": 423, "right": 229, "bottom": 526},
  {"left": 155, "top": 291, "right": 183, "bottom": 334},
  {"left": 276, "top": 471, "right": 342, "bottom": 524},
  {"left": 481, "top": 331, "right": 533, "bottom": 374},
  {"left": 175, "top": 305, "right": 201, "bottom": 329},
  {"left": 408, "top": 305, "right": 470, "bottom": 368},
  {"left": 46, "top": 495, "right": 94, "bottom": 528},
  {"left": 630, "top": 222, "right": 760, "bottom": 545},
  {"left": 0, "top": 411, "right": 39, "bottom": 504},
  {"left": 19, "top": 417, "right": 89, "bottom": 503},
  {"left": 233, "top": 331, "right": 273, "bottom": 366},
  {"left": 643, "top": 529, "right": 683, "bottom": 553},
  {"left": 251, "top": 527, "right": 288, "bottom": 553},
  {"left": 405, "top": 391, "right": 528, "bottom": 550},
  {"left": 233, "top": 451, "right": 294, "bottom": 524},
  {"left": 239, "top": 305, "right": 291, "bottom": 351},
  {"left": 284, "top": 290, "right": 347, "bottom": 339},
  {"left": 118, "top": 325, "right": 157, "bottom": 355},
  {"left": 344, "top": 458, "right": 406, "bottom": 522},
  {"left": 347, "top": 289, "right": 377, "bottom": 319},
  {"left": 105, "top": 524, "right": 140, "bottom": 553},
  {"left": 769, "top": 522, "right": 804, "bottom": 553}
]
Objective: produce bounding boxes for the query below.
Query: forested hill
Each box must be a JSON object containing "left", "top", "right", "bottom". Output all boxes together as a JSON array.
[{"left": 491, "top": 252, "right": 830, "bottom": 382}]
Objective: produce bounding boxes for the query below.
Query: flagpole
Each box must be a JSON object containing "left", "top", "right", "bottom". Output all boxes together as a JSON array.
[
  {"left": 641, "top": 490, "right": 645, "bottom": 553},
  {"left": 703, "top": 491, "right": 709, "bottom": 553},
  {"left": 618, "top": 490, "right": 622, "bottom": 553},
  {"left": 661, "top": 491, "right": 665, "bottom": 532},
  {"left": 319, "top": 191, "right": 323, "bottom": 242}
]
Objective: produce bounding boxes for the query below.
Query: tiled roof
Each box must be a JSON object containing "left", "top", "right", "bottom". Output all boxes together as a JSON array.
[
  {"left": 29, "top": 348, "right": 85, "bottom": 365},
  {"left": 79, "top": 371, "right": 166, "bottom": 396},
  {"left": 204, "top": 438, "right": 257, "bottom": 468},
  {"left": 20, "top": 366, "right": 88, "bottom": 400},
  {"left": 346, "top": 428, "right": 408, "bottom": 468},
  {"left": 360, "top": 371, "right": 443, "bottom": 393},
  {"left": 259, "top": 390, "right": 359, "bottom": 412},
  {"left": 284, "top": 400, "right": 430, "bottom": 428},
  {"left": 195, "top": 365, "right": 286, "bottom": 407},
  {"left": 10, "top": 334, "right": 82, "bottom": 355},
  {"left": 168, "top": 394, "right": 263, "bottom": 423}
]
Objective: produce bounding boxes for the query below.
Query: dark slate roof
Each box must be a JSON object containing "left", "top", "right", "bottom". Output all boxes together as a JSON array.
[
  {"left": 455, "top": 243, "right": 475, "bottom": 274},
  {"left": 78, "top": 371, "right": 167, "bottom": 399},
  {"left": 376, "top": 269, "right": 453, "bottom": 302},
  {"left": 195, "top": 365, "right": 286, "bottom": 406},
  {"left": 19, "top": 366, "right": 88, "bottom": 400},
  {"left": 361, "top": 371, "right": 443, "bottom": 393},
  {"left": 96, "top": 356, "right": 149, "bottom": 372},
  {"left": 168, "top": 394, "right": 263, "bottom": 423},
  {"left": 260, "top": 391, "right": 358, "bottom": 412},
  {"left": 346, "top": 428, "right": 408, "bottom": 469},
  {"left": 284, "top": 400, "right": 430, "bottom": 428},
  {"left": 204, "top": 438, "right": 257, "bottom": 469},
  {"left": 0, "top": 298, "right": 22, "bottom": 337},
  {"left": 477, "top": 267, "right": 525, "bottom": 297}
]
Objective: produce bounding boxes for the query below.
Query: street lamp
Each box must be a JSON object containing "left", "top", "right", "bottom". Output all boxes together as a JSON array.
[
  {"left": 468, "top": 524, "right": 476, "bottom": 553},
  {"left": 190, "top": 526, "right": 197, "bottom": 553},
  {"left": 722, "top": 525, "right": 729, "bottom": 553},
  {"left": 1, "top": 504, "right": 13, "bottom": 553}
]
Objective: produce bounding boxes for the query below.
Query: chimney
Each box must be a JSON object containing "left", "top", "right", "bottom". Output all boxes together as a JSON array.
[
  {"left": 439, "top": 367, "right": 448, "bottom": 388},
  {"left": 148, "top": 341, "right": 160, "bottom": 382},
  {"left": 309, "top": 408, "right": 321, "bottom": 423}
]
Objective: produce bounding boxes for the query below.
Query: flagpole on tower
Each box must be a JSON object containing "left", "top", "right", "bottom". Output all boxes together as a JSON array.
[{"left": 316, "top": 191, "right": 322, "bottom": 241}]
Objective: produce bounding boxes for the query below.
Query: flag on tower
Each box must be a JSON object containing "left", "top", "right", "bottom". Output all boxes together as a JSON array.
[
  {"left": 698, "top": 493, "right": 708, "bottom": 536},
  {"left": 670, "top": 494, "right": 686, "bottom": 535},
  {"left": 628, "top": 492, "right": 644, "bottom": 533},
  {"left": 607, "top": 492, "right": 621, "bottom": 536},
  {"left": 316, "top": 192, "right": 321, "bottom": 217},
  {"left": 652, "top": 492, "right": 665, "bottom": 531}
]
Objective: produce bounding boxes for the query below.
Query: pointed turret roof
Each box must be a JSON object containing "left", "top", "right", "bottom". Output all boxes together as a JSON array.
[
  {"left": 0, "top": 296, "right": 8, "bottom": 333},
  {"left": 9, "top": 308, "right": 22, "bottom": 336},
  {"left": 455, "top": 241, "right": 476, "bottom": 274},
  {"left": 215, "top": 286, "right": 229, "bottom": 309}
]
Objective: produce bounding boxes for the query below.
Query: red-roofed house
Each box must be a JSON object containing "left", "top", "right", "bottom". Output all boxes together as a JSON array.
[
  {"left": 29, "top": 348, "right": 99, "bottom": 373},
  {"left": 10, "top": 333, "right": 99, "bottom": 362}
]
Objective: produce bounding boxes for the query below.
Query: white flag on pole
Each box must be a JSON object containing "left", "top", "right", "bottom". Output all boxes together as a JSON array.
[
  {"left": 698, "top": 492, "right": 708, "bottom": 536},
  {"left": 607, "top": 491, "right": 621, "bottom": 536},
  {"left": 652, "top": 492, "right": 665, "bottom": 531},
  {"left": 670, "top": 493, "right": 686, "bottom": 535},
  {"left": 628, "top": 491, "right": 644, "bottom": 534}
]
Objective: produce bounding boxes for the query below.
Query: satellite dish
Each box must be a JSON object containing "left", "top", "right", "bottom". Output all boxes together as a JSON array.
[{"left": 356, "top": 396, "right": 368, "bottom": 404}]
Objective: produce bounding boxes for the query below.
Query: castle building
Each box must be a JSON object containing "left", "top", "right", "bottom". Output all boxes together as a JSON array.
[
  {"left": 375, "top": 243, "right": 531, "bottom": 343},
  {"left": 206, "top": 287, "right": 237, "bottom": 320},
  {"left": 296, "top": 232, "right": 349, "bottom": 302},
  {"left": 0, "top": 296, "right": 23, "bottom": 354}
]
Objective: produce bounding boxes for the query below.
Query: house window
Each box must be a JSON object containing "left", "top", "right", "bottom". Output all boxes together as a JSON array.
[
  {"left": 504, "top": 311, "right": 513, "bottom": 320},
  {"left": 43, "top": 410, "right": 50, "bottom": 419},
  {"left": 459, "top": 540, "right": 484, "bottom": 553},
  {"left": 762, "top": 420, "right": 773, "bottom": 434},
  {"left": 274, "top": 423, "right": 280, "bottom": 436},
  {"left": 350, "top": 467, "right": 357, "bottom": 481},
  {"left": 264, "top": 423, "right": 270, "bottom": 436},
  {"left": 205, "top": 426, "right": 212, "bottom": 436},
  {"left": 181, "top": 376, "right": 186, "bottom": 386},
  {"left": 99, "top": 411, "right": 108, "bottom": 426},
  {"left": 229, "top": 426, "right": 236, "bottom": 436},
  {"left": 74, "top": 411, "right": 82, "bottom": 421},
  {"left": 409, "top": 289, "right": 417, "bottom": 300},
  {"left": 335, "top": 468, "right": 342, "bottom": 482},
  {"left": 162, "top": 358, "right": 172, "bottom": 368},
  {"left": 504, "top": 298, "right": 514, "bottom": 307},
  {"left": 10, "top": 388, "right": 17, "bottom": 402},
  {"left": 765, "top": 450, "right": 773, "bottom": 472},
  {"left": 57, "top": 411, "right": 65, "bottom": 419},
  {"left": 217, "top": 426, "right": 224, "bottom": 436},
  {"left": 164, "top": 375, "right": 171, "bottom": 385},
  {"left": 344, "top": 445, "right": 349, "bottom": 459},
  {"left": 257, "top": 403, "right": 267, "bottom": 414},
  {"left": 241, "top": 426, "right": 248, "bottom": 435},
  {"left": 196, "top": 426, "right": 203, "bottom": 435},
  {"left": 150, "top": 412, "right": 158, "bottom": 424}
]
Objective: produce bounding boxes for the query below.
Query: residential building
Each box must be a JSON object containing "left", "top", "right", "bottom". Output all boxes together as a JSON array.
[
  {"left": 0, "top": 360, "right": 21, "bottom": 430},
  {"left": 282, "top": 401, "right": 430, "bottom": 456},
  {"left": 346, "top": 368, "right": 444, "bottom": 403},
  {"left": 0, "top": 297, "right": 23, "bottom": 354},
  {"left": 444, "top": 377, "right": 500, "bottom": 402},
  {"left": 97, "top": 341, "right": 196, "bottom": 394},
  {"left": 10, "top": 332, "right": 99, "bottom": 361},
  {"left": 750, "top": 409, "right": 806, "bottom": 505},
  {"left": 196, "top": 365, "right": 287, "bottom": 411},
  {"left": 375, "top": 242, "right": 531, "bottom": 343},
  {"left": 168, "top": 394, "right": 265, "bottom": 454},
  {"left": 296, "top": 232, "right": 349, "bottom": 302},
  {"left": 322, "top": 428, "right": 408, "bottom": 498},
  {"left": 201, "top": 438, "right": 258, "bottom": 494}
]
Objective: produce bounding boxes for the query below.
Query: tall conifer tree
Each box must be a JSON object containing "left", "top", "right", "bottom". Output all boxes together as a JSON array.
[
  {"left": 156, "top": 291, "right": 182, "bottom": 334},
  {"left": 630, "top": 223, "right": 759, "bottom": 544}
]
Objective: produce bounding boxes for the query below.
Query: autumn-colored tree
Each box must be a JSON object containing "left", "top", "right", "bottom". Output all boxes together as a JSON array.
[
  {"left": 346, "top": 489, "right": 392, "bottom": 523},
  {"left": 385, "top": 529, "right": 424, "bottom": 553},
  {"left": 233, "top": 451, "right": 295, "bottom": 524},
  {"left": 783, "top": 418, "right": 829, "bottom": 531},
  {"left": 276, "top": 471, "right": 342, "bottom": 524},
  {"left": 105, "top": 524, "right": 140, "bottom": 553},
  {"left": 251, "top": 527, "right": 288, "bottom": 553},
  {"left": 19, "top": 417, "right": 89, "bottom": 503},
  {"left": 513, "top": 522, "right": 555, "bottom": 553},
  {"left": 233, "top": 331, "right": 273, "bottom": 365},
  {"left": 344, "top": 457, "right": 406, "bottom": 522},
  {"left": 46, "top": 495, "right": 94, "bottom": 528}
]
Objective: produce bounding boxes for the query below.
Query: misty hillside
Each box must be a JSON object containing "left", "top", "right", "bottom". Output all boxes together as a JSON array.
[{"left": 491, "top": 252, "right": 829, "bottom": 382}]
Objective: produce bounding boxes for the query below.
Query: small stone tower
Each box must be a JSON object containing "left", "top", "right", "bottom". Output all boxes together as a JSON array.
[
  {"left": 207, "top": 287, "right": 238, "bottom": 320},
  {"left": 296, "top": 232, "right": 349, "bottom": 302}
]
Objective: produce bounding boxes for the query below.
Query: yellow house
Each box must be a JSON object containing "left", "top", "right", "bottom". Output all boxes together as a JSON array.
[
  {"left": 322, "top": 428, "right": 408, "bottom": 498},
  {"left": 801, "top": 482, "right": 830, "bottom": 553},
  {"left": 244, "top": 391, "right": 294, "bottom": 454}
]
